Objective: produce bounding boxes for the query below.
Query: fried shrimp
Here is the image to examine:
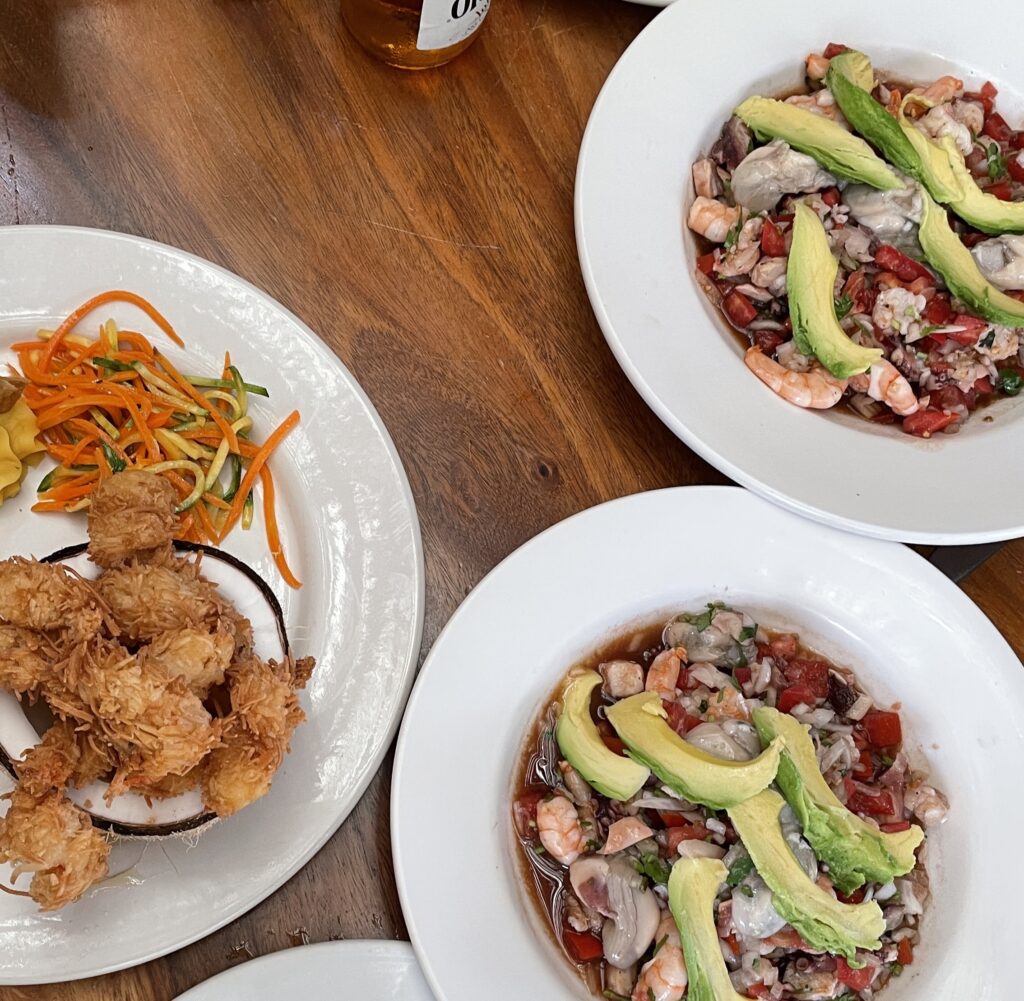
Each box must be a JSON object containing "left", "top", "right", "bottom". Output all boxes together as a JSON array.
[
  {"left": 87, "top": 470, "right": 178, "bottom": 568},
  {"left": 68, "top": 641, "right": 218, "bottom": 798},
  {"left": 142, "top": 624, "right": 235, "bottom": 696},
  {"left": 227, "top": 657, "right": 304, "bottom": 742},
  {"left": 0, "top": 624, "right": 55, "bottom": 698},
  {"left": 15, "top": 720, "right": 80, "bottom": 797},
  {"left": 0, "top": 786, "right": 110, "bottom": 910},
  {"left": 0, "top": 558, "right": 100, "bottom": 635}
]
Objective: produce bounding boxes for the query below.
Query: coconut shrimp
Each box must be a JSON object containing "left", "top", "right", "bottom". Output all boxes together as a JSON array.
[
  {"left": 200, "top": 724, "right": 282, "bottom": 817},
  {"left": 0, "top": 625, "right": 55, "bottom": 699},
  {"left": 0, "top": 786, "right": 110, "bottom": 911},
  {"left": 632, "top": 914, "right": 688, "bottom": 1001},
  {"left": 0, "top": 558, "right": 100, "bottom": 636},
  {"left": 646, "top": 647, "right": 685, "bottom": 698},
  {"left": 687, "top": 196, "right": 740, "bottom": 243},
  {"left": 86, "top": 470, "right": 179, "bottom": 568},
  {"left": 849, "top": 359, "right": 919, "bottom": 416},
  {"left": 744, "top": 347, "right": 848, "bottom": 409},
  {"left": 536, "top": 794, "right": 586, "bottom": 866},
  {"left": 142, "top": 624, "right": 235, "bottom": 697}
]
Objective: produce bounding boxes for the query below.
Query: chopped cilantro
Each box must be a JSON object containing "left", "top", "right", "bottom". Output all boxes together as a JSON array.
[
  {"left": 648, "top": 988, "right": 657, "bottom": 1001},
  {"left": 533, "top": 844, "right": 546, "bottom": 856},
  {"left": 585, "top": 839, "right": 600, "bottom": 852},
  {"left": 834, "top": 294, "right": 854, "bottom": 320},
  {"left": 739, "top": 625, "right": 757, "bottom": 642},
  {"left": 740, "top": 884, "right": 754, "bottom": 898},
  {"left": 726, "top": 856, "right": 755, "bottom": 886},
  {"left": 999, "top": 369, "right": 1024, "bottom": 395},
  {"left": 891, "top": 963, "right": 904, "bottom": 977},
  {"left": 635, "top": 853, "right": 672, "bottom": 886},
  {"left": 698, "top": 699, "right": 709, "bottom": 713},
  {"left": 987, "top": 142, "right": 1008, "bottom": 180},
  {"left": 724, "top": 220, "right": 743, "bottom": 250},
  {"left": 979, "top": 329, "right": 996, "bottom": 348},
  {"left": 681, "top": 602, "right": 727, "bottom": 631},
  {"left": 652, "top": 934, "right": 668, "bottom": 956}
]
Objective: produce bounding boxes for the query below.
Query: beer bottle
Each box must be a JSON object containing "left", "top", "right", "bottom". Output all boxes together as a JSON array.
[{"left": 343, "top": 0, "right": 490, "bottom": 70}]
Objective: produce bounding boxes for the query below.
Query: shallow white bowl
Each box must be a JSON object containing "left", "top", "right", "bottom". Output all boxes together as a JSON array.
[
  {"left": 0, "top": 226, "right": 424, "bottom": 983},
  {"left": 393, "top": 486, "right": 1023, "bottom": 1001},
  {"left": 576, "top": 0, "right": 1024, "bottom": 543}
]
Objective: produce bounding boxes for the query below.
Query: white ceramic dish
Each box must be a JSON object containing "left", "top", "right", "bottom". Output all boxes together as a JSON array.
[
  {"left": 174, "top": 940, "right": 434, "bottom": 1001},
  {"left": 0, "top": 226, "right": 424, "bottom": 983},
  {"left": 576, "top": 0, "right": 1024, "bottom": 543},
  {"left": 393, "top": 486, "right": 1023, "bottom": 1001}
]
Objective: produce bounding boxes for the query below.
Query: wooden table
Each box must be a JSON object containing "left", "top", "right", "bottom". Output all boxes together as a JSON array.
[{"left": 1, "top": 1, "right": 1021, "bottom": 997}]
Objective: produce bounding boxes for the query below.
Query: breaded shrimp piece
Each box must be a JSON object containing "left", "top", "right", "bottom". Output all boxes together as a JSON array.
[
  {"left": 96, "top": 563, "right": 227, "bottom": 641},
  {"left": 69, "top": 729, "right": 115, "bottom": 787},
  {"left": 68, "top": 640, "right": 218, "bottom": 799},
  {"left": 142, "top": 623, "right": 235, "bottom": 696},
  {"left": 87, "top": 470, "right": 178, "bottom": 568},
  {"left": 201, "top": 725, "right": 284, "bottom": 818},
  {"left": 0, "top": 786, "right": 110, "bottom": 910},
  {"left": 0, "top": 624, "right": 55, "bottom": 698},
  {"left": 15, "top": 719, "right": 79, "bottom": 797},
  {"left": 0, "top": 558, "right": 100, "bottom": 635},
  {"left": 132, "top": 766, "right": 202, "bottom": 801},
  {"left": 227, "top": 657, "right": 304, "bottom": 742}
]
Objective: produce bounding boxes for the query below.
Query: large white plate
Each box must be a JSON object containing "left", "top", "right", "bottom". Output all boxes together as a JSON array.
[
  {"left": 175, "top": 940, "right": 434, "bottom": 1001},
  {"left": 576, "top": 0, "right": 1024, "bottom": 544},
  {"left": 0, "top": 226, "right": 424, "bottom": 983},
  {"left": 393, "top": 486, "right": 1024, "bottom": 1001}
]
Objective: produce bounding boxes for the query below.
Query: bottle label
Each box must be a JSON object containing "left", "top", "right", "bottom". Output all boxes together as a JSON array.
[{"left": 417, "top": 0, "right": 490, "bottom": 51}]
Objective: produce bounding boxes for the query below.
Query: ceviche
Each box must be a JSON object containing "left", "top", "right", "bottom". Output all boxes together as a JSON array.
[
  {"left": 512, "top": 605, "right": 947, "bottom": 1000},
  {"left": 688, "top": 44, "right": 1024, "bottom": 437}
]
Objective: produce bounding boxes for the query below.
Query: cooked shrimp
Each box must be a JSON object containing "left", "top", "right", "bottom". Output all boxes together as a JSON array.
[
  {"left": 15, "top": 719, "right": 79, "bottom": 797},
  {"left": 0, "top": 625, "right": 55, "bottom": 699},
  {"left": 201, "top": 724, "right": 282, "bottom": 817},
  {"left": 632, "top": 914, "right": 688, "bottom": 1001},
  {"left": 600, "top": 817, "right": 654, "bottom": 855},
  {"left": 805, "top": 52, "right": 831, "bottom": 82},
  {"left": 785, "top": 88, "right": 846, "bottom": 124},
  {"left": 87, "top": 470, "right": 178, "bottom": 568},
  {"left": 715, "top": 217, "right": 763, "bottom": 278},
  {"left": 848, "top": 359, "right": 919, "bottom": 416},
  {"left": 0, "top": 558, "right": 100, "bottom": 636},
  {"left": 687, "top": 196, "right": 740, "bottom": 243},
  {"left": 744, "top": 347, "right": 848, "bottom": 409},
  {"left": 600, "top": 659, "right": 644, "bottom": 698},
  {"left": 0, "top": 786, "right": 110, "bottom": 911},
  {"left": 704, "top": 684, "right": 751, "bottom": 722},
  {"left": 536, "top": 794, "right": 586, "bottom": 866},
  {"left": 646, "top": 648, "right": 685, "bottom": 697},
  {"left": 142, "top": 623, "right": 235, "bottom": 696},
  {"left": 916, "top": 75, "right": 963, "bottom": 106}
]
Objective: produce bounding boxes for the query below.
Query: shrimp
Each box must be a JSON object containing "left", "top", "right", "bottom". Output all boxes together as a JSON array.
[
  {"left": 917, "top": 75, "right": 963, "bottom": 106},
  {"left": 805, "top": 52, "right": 831, "bottom": 82},
  {"left": 632, "top": 914, "right": 688, "bottom": 1001},
  {"left": 744, "top": 347, "right": 848, "bottom": 409},
  {"left": 600, "top": 659, "right": 644, "bottom": 698},
  {"left": 87, "top": 470, "right": 178, "bottom": 568},
  {"left": 536, "top": 794, "right": 586, "bottom": 866},
  {"left": 0, "top": 625, "right": 55, "bottom": 699},
  {"left": 0, "top": 558, "right": 100, "bottom": 636},
  {"left": 785, "top": 88, "right": 846, "bottom": 124},
  {"left": 715, "top": 217, "right": 763, "bottom": 278},
  {"left": 848, "top": 359, "right": 919, "bottom": 416},
  {"left": 646, "top": 647, "right": 685, "bottom": 697},
  {"left": 687, "top": 196, "right": 740, "bottom": 243},
  {"left": 704, "top": 684, "right": 751, "bottom": 722},
  {"left": 904, "top": 784, "right": 948, "bottom": 827},
  {"left": 142, "top": 624, "right": 235, "bottom": 697}
]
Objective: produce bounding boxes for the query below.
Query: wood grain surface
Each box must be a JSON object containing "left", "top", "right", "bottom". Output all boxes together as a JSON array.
[{"left": 0, "top": 1, "right": 1020, "bottom": 997}]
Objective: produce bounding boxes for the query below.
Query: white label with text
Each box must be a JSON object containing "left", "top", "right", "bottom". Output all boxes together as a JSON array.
[{"left": 417, "top": 0, "right": 490, "bottom": 51}]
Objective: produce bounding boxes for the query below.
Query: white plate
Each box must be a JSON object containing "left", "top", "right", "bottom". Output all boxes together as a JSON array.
[
  {"left": 0, "top": 226, "right": 424, "bottom": 983},
  {"left": 576, "top": 0, "right": 1024, "bottom": 544},
  {"left": 174, "top": 940, "right": 434, "bottom": 1001},
  {"left": 393, "top": 486, "right": 1024, "bottom": 1001}
]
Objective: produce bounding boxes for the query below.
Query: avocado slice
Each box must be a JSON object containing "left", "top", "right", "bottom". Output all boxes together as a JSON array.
[
  {"left": 605, "top": 692, "right": 783, "bottom": 810},
  {"left": 918, "top": 191, "right": 1024, "bottom": 327},
  {"left": 668, "top": 857, "right": 748, "bottom": 1001},
  {"left": 826, "top": 56, "right": 921, "bottom": 179},
  {"left": 555, "top": 671, "right": 650, "bottom": 801},
  {"left": 728, "top": 789, "right": 885, "bottom": 960},
  {"left": 753, "top": 708, "right": 923, "bottom": 894},
  {"left": 735, "top": 96, "right": 902, "bottom": 190},
  {"left": 788, "top": 201, "right": 882, "bottom": 377}
]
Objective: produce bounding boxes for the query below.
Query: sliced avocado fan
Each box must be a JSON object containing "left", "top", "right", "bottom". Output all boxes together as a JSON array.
[
  {"left": 827, "top": 48, "right": 1024, "bottom": 234},
  {"left": 735, "top": 96, "right": 902, "bottom": 190},
  {"left": 555, "top": 671, "right": 650, "bottom": 800},
  {"left": 668, "top": 857, "right": 749, "bottom": 1001},
  {"left": 728, "top": 789, "right": 885, "bottom": 960},
  {"left": 605, "top": 692, "right": 783, "bottom": 810},
  {"left": 753, "top": 708, "right": 923, "bottom": 894},
  {"left": 788, "top": 201, "right": 882, "bottom": 378},
  {"left": 919, "top": 191, "right": 1024, "bottom": 327}
]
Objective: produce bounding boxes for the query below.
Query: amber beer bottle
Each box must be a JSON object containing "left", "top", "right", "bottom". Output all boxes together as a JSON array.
[{"left": 343, "top": 0, "right": 490, "bottom": 70}]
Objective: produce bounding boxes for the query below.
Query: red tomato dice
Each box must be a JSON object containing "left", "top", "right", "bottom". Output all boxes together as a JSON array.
[
  {"left": 837, "top": 957, "right": 876, "bottom": 991},
  {"left": 852, "top": 749, "right": 875, "bottom": 781},
  {"left": 846, "top": 783, "right": 896, "bottom": 817},
  {"left": 563, "top": 929, "right": 603, "bottom": 964},
  {"left": 784, "top": 658, "right": 830, "bottom": 697},
  {"left": 880, "top": 821, "right": 912, "bottom": 833},
  {"left": 923, "top": 293, "right": 953, "bottom": 325},
  {"left": 985, "top": 112, "right": 1013, "bottom": 143},
  {"left": 735, "top": 666, "right": 752, "bottom": 685},
  {"left": 862, "top": 710, "right": 903, "bottom": 747},
  {"left": 760, "top": 218, "right": 787, "bottom": 257},
  {"left": 697, "top": 251, "right": 717, "bottom": 276},
  {"left": 1008, "top": 152, "right": 1024, "bottom": 184},
  {"left": 723, "top": 289, "right": 758, "bottom": 328},
  {"left": 874, "top": 245, "right": 933, "bottom": 283},
  {"left": 987, "top": 179, "right": 1013, "bottom": 201},
  {"left": 666, "top": 823, "right": 709, "bottom": 853},
  {"left": 897, "top": 938, "right": 914, "bottom": 965},
  {"left": 778, "top": 684, "right": 817, "bottom": 713},
  {"left": 901, "top": 408, "right": 958, "bottom": 438}
]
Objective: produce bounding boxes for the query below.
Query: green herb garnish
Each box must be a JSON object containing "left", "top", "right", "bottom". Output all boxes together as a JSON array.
[
  {"left": 726, "top": 856, "right": 755, "bottom": 886},
  {"left": 635, "top": 853, "right": 672, "bottom": 886},
  {"left": 979, "top": 328, "right": 996, "bottom": 348},
  {"left": 999, "top": 369, "right": 1024, "bottom": 395},
  {"left": 834, "top": 294, "right": 854, "bottom": 320},
  {"left": 739, "top": 625, "right": 757, "bottom": 642},
  {"left": 101, "top": 442, "right": 127, "bottom": 473},
  {"left": 987, "top": 142, "right": 1008, "bottom": 180}
]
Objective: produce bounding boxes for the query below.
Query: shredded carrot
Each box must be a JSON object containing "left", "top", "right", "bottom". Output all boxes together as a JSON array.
[{"left": 17, "top": 293, "right": 301, "bottom": 588}]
